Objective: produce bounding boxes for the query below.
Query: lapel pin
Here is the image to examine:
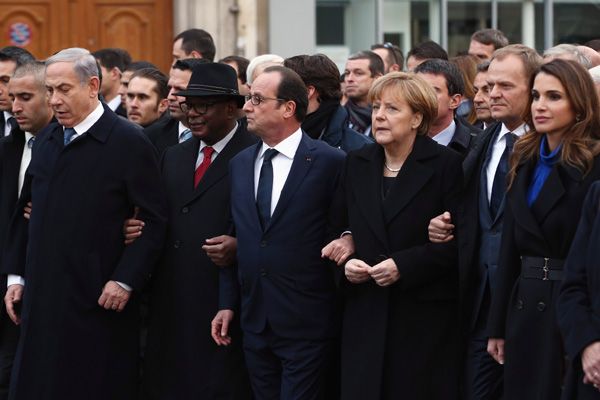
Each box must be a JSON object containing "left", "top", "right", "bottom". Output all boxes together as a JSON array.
[{"left": 305, "top": 155, "right": 312, "bottom": 162}]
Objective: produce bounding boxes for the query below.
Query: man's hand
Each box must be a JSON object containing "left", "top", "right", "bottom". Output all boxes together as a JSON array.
[
  {"left": 98, "top": 281, "right": 131, "bottom": 312},
  {"left": 428, "top": 211, "right": 454, "bottom": 243},
  {"left": 4, "top": 284, "right": 23, "bottom": 325},
  {"left": 211, "top": 309, "right": 234, "bottom": 346},
  {"left": 487, "top": 338, "right": 505, "bottom": 365},
  {"left": 322, "top": 234, "right": 355, "bottom": 266},
  {"left": 123, "top": 206, "right": 143, "bottom": 245},
  {"left": 369, "top": 258, "right": 400, "bottom": 286},
  {"left": 582, "top": 341, "right": 600, "bottom": 387},
  {"left": 344, "top": 258, "right": 371, "bottom": 284},
  {"left": 23, "top": 201, "right": 32, "bottom": 220},
  {"left": 202, "top": 235, "right": 237, "bottom": 266}
]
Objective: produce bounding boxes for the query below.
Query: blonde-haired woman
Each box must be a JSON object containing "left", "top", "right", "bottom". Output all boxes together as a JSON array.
[{"left": 338, "top": 72, "right": 463, "bottom": 399}]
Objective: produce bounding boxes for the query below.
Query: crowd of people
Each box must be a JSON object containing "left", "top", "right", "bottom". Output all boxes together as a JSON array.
[{"left": 0, "top": 25, "right": 599, "bottom": 400}]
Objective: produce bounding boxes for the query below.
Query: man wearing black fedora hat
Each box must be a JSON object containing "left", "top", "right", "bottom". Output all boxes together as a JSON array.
[{"left": 139, "top": 62, "right": 255, "bottom": 399}]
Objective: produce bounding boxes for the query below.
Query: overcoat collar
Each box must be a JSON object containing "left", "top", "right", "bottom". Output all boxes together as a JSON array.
[{"left": 351, "top": 136, "right": 439, "bottom": 247}]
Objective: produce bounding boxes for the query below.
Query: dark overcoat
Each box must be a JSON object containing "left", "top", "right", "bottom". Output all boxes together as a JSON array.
[
  {"left": 488, "top": 155, "right": 600, "bottom": 400},
  {"left": 339, "top": 136, "right": 463, "bottom": 400},
  {"left": 141, "top": 124, "right": 256, "bottom": 400},
  {"left": 2, "top": 105, "right": 167, "bottom": 400},
  {"left": 558, "top": 181, "right": 600, "bottom": 400}
]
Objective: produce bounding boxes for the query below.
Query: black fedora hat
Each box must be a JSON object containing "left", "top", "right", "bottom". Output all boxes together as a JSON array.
[{"left": 175, "top": 62, "right": 245, "bottom": 107}]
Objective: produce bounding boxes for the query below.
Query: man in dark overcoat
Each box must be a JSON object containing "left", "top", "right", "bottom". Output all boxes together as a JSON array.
[
  {"left": 139, "top": 62, "right": 255, "bottom": 399},
  {"left": 1, "top": 47, "right": 166, "bottom": 400}
]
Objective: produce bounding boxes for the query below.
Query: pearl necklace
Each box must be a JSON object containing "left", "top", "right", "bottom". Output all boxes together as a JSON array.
[{"left": 384, "top": 161, "right": 401, "bottom": 172}]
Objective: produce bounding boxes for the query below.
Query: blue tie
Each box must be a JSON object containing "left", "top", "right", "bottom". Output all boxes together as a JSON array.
[
  {"left": 256, "top": 148, "right": 278, "bottom": 230},
  {"left": 27, "top": 137, "right": 35, "bottom": 149},
  {"left": 179, "top": 129, "right": 192, "bottom": 143},
  {"left": 64, "top": 128, "right": 76, "bottom": 145}
]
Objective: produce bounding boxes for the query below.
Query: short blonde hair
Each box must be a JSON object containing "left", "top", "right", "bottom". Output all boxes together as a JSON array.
[{"left": 368, "top": 72, "right": 438, "bottom": 136}]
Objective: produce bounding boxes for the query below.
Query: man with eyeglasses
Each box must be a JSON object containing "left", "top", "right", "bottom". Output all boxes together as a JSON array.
[
  {"left": 212, "top": 65, "right": 349, "bottom": 400},
  {"left": 371, "top": 42, "right": 404, "bottom": 73},
  {"left": 138, "top": 62, "right": 255, "bottom": 400}
]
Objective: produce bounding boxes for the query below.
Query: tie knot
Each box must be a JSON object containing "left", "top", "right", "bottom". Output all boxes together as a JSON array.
[
  {"left": 505, "top": 132, "right": 517, "bottom": 150},
  {"left": 27, "top": 137, "right": 35, "bottom": 149},
  {"left": 64, "top": 127, "right": 77, "bottom": 145},
  {"left": 179, "top": 129, "right": 192, "bottom": 142},
  {"left": 202, "top": 146, "right": 215, "bottom": 158},
  {"left": 263, "top": 148, "right": 278, "bottom": 162}
]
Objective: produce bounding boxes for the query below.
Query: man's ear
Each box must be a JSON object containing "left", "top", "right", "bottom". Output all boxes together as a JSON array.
[
  {"left": 190, "top": 50, "right": 203, "bottom": 59},
  {"left": 282, "top": 100, "right": 297, "bottom": 120},
  {"left": 449, "top": 93, "right": 462, "bottom": 110},
  {"left": 158, "top": 98, "right": 169, "bottom": 114}
]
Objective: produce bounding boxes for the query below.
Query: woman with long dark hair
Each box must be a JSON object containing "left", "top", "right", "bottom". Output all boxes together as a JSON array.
[{"left": 486, "top": 59, "right": 600, "bottom": 399}]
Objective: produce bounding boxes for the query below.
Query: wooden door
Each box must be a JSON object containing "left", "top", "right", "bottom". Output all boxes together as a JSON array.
[{"left": 0, "top": 0, "right": 173, "bottom": 72}]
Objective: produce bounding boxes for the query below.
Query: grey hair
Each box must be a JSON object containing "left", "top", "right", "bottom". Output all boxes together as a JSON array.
[
  {"left": 543, "top": 44, "right": 592, "bottom": 69},
  {"left": 45, "top": 47, "right": 99, "bottom": 85},
  {"left": 589, "top": 65, "right": 600, "bottom": 84},
  {"left": 246, "top": 54, "right": 284, "bottom": 86},
  {"left": 12, "top": 61, "right": 46, "bottom": 89}
]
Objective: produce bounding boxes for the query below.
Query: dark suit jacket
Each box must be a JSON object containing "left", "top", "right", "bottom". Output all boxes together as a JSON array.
[
  {"left": 1, "top": 103, "right": 167, "bottom": 400},
  {"left": 487, "top": 154, "right": 600, "bottom": 400},
  {"left": 142, "top": 124, "right": 256, "bottom": 400},
  {"left": 114, "top": 102, "right": 127, "bottom": 118},
  {"left": 448, "top": 117, "right": 482, "bottom": 158},
  {"left": 228, "top": 132, "right": 345, "bottom": 340},
  {"left": 338, "top": 136, "right": 463, "bottom": 400},
  {"left": 0, "top": 129, "right": 25, "bottom": 325},
  {"left": 558, "top": 181, "right": 600, "bottom": 400},
  {"left": 144, "top": 115, "right": 180, "bottom": 156}
]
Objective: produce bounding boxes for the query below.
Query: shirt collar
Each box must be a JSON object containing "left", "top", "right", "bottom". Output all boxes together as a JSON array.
[
  {"left": 3, "top": 111, "right": 12, "bottom": 122},
  {"left": 498, "top": 122, "right": 528, "bottom": 143},
  {"left": 178, "top": 121, "right": 188, "bottom": 135},
  {"left": 106, "top": 96, "right": 121, "bottom": 111},
  {"left": 199, "top": 122, "right": 238, "bottom": 155},
  {"left": 431, "top": 120, "right": 456, "bottom": 147},
  {"left": 65, "top": 101, "right": 104, "bottom": 134},
  {"left": 258, "top": 128, "right": 303, "bottom": 161}
]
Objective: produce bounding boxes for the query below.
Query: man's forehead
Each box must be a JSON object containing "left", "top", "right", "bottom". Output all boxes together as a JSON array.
[
  {"left": 252, "top": 71, "right": 279, "bottom": 93},
  {"left": 345, "top": 58, "right": 369, "bottom": 70},
  {"left": 0, "top": 59, "right": 17, "bottom": 75},
  {"left": 8, "top": 75, "right": 37, "bottom": 90}
]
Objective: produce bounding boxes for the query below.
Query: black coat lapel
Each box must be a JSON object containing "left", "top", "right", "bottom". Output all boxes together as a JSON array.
[
  {"left": 530, "top": 163, "right": 579, "bottom": 224},
  {"left": 351, "top": 144, "right": 388, "bottom": 248},
  {"left": 509, "top": 161, "right": 546, "bottom": 241},
  {"left": 382, "top": 136, "right": 435, "bottom": 224},
  {"left": 3, "top": 130, "right": 25, "bottom": 201},
  {"left": 266, "top": 133, "right": 314, "bottom": 232}
]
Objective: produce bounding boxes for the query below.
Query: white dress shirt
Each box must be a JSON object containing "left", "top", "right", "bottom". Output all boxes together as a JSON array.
[
  {"left": 195, "top": 122, "right": 238, "bottom": 168},
  {"left": 8, "top": 102, "right": 132, "bottom": 291},
  {"left": 254, "top": 128, "right": 302, "bottom": 216},
  {"left": 485, "top": 122, "right": 528, "bottom": 202},
  {"left": 106, "top": 96, "right": 122, "bottom": 112},
  {"left": 178, "top": 121, "right": 190, "bottom": 143},
  {"left": 18, "top": 132, "right": 34, "bottom": 195},
  {"left": 3, "top": 111, "right": 14, "bottom": 137},
  {"left": 431, "top": 120, "right": 456, "bottom": 147}
]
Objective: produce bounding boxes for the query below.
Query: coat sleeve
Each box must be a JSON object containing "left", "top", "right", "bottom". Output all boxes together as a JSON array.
[
  {"left": 110, "top": 133, "right": 167, "bottom": 291},
  {"left": 486, "top": 198, "right": 522, "bottom": 338},
  {"left": 557, "top": 182, "right": 600, "bottom": 361},
  {"left": 391, "top": 152, "right": 463, "bottom": 290}
]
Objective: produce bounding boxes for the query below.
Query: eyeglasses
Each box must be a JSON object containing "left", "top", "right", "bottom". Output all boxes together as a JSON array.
[
  {"left": 245, "top": 94, "right": 284, "bottom": 106},
  {"left": 180, "top": 100, "right": 224, "bottom": 114}
]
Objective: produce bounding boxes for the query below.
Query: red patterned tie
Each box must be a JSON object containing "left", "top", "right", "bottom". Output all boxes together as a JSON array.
[{"left": 194, "top": 146, "right": 215, "bottom": 188}]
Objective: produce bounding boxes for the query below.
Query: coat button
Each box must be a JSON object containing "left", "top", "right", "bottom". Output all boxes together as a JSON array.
[
  {"left": 537, "top": 301, "right": 546, "bottom": 312},
  {"left": 173, "top": 240, "right": 181, "bottom": 249},
  {"left": 182, "top": 207, "right": 189, "bottom": 214},
  {"left": 516, "top": 299, "right": 524, "bottom": 310},
  {"left": 260, "top": 240, "right": 267, "bottom": 247},
  {"left": 260, "top": 268, "right": 267, "bottom": 277}
]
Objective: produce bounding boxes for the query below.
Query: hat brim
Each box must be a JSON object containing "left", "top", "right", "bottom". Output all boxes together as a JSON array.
[{"left": 174, "top": 91, "right": 246, "bottom": 108}]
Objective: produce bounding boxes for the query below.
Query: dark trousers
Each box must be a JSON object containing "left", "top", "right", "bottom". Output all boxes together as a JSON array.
[
  {"left": 464, "top": 333, "right": 503, "bottom": 400},
  {"left": 243, "top": 325, "right": 332, "bottom": 400},
  {"left": 0, "top": 318, "right": 19, "bottom": 400}
]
